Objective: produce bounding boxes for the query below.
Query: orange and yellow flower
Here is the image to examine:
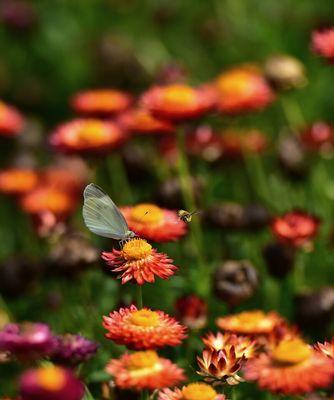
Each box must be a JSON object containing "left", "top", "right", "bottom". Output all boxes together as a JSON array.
[
  {"left": 221, "top": 130, "right": 268, "bottom": 159},
  {"left": 0, "top": 101, "right": 24, "bottom": 136},
  {"left": 121, "top": 204, "right": 187, "bottom": 243},
  {"left": 158, "top": 383, "right": 226, "bottom": 400},
  {"left": 102, "top": 305, "right": 187, "bottom": 350},
  {"left": 315, "top": 338, "right": 334, "bottom": 359},
  {"left": 215, "top": 66, "right": 275, "bottom": 114},
  {"left": 216, "top": 310, "right": 283, "bottom": 336},
  {"left": 312, "top": 28, "right": 334, "bottom": 62},
  {"left": 106, "top": 350, "right": 185, "bottom": 391},
  {"left": 118, "top": 108, "right": 175, "bottom": 135},
  {"left": 244, "top": 337, "right": 334, "bottom": 395},
  {"left": 71, "top": 89, "right": 132, "bottom": 116},
  {"left": 141, "top": 84, "right": 216, "bottom": 121},
  {"left": 0, "top": 168, "right": 39, "bottom": 195},
  {"left": 49, "top": 119, "right": 129, "bottom": 155}
]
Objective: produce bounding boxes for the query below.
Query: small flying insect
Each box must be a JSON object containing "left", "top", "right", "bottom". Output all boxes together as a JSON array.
[
  {"left": 82, "top": 183, "right": 135, "bottom": 243},
  {"left": 177, "top": 209, "right": 199, "bottom": 223}
]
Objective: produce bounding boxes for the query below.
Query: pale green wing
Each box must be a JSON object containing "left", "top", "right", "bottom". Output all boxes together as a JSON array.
[{"left": 82, "top": 183, "right": 129, "bottom": 239}]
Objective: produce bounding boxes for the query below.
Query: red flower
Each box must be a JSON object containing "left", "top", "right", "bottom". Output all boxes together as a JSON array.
[
  {"left": 71, "top": 89, "right": 131, "bottom": 116},
  {"left": 0, "top": 101, "right": 24, "bottom": 136},
  {"left": 102, "top": 238, "right": 178, "bottom": 284},
  {"left": 118, "top": 108, "right": 175, "bottom": 135},
  {"left": 0, "top": 168, "right": 39, "bottom": 195},
  {"left": 221, "top": 130, "right": 268, "bottom": 159},
  {"left": 102, "top": 305, "right": 187, "bottom": 350},
  {"left": 215, "top": 66, "right": 275, "bottom": 114},
  {"left": 271, "top": 210, "right": 320, "bottom": 247},
  {"left": 141, "top": 84, "right": 216, "bottom": 121},
  {"left": 244, "top": 337, "right": 334, "bottom": 395},
  {"left": 158, "top": 383, "right": 226, "bottom": 400},
  {"left": 106, "top": 350, "right": 185, "bottom": 391},
  {"left": 121, "top": 204, "right": 187, "bottom": 243},
  {"left": 300, "top": 121, "right": 334, "bottom": 152},
  {"left": 312, "top": 28, "right": 334, "bottom": 62},
  {"left": 175, "top": 294, "right": 208, "bottom": 330},
  {"left": 49, "top": 119, "right": 128, "bottom": 155}
]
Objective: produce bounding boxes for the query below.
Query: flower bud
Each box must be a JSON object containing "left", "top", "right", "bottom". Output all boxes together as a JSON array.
[
  {"left": 278, "top": 135, "right": 308, "bottom": 178},
  {"left": 263, "top": 242, "right": 296, "bottom": 279},
  {"left": 175, "top": 294, "right": 207, "bottom": 330}
]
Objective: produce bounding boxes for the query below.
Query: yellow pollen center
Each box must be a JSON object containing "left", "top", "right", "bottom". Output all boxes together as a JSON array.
[
  {"left": 121, "top": 238, "right": 153, "bottom": 260},
  {"left": 217, "top": 71, "right": 254, "bottom": 95},
  {"left": 182, "top": 383, "right": 217, "bottom": 400},
  {"left": 234, "top": 310, "right": 267, "bottom": 327},
  {"left": 130, "top": 204, "right": 164, "bottom": 225},
  {"left": 129, "top": 309, "right": 160, "bottom": 327},
  {"left": 272, "top": 338, "right": 312, "bottom": 365},
  {"left": 36, "top": 366, "right": 66, "bottom": 392},
  {"left": 162, "top": 85, "right": 196, "bottom": 106},
  {"left": 128, "top": 351, "right": 159, "bottom": 369},
  {"left": 90, "top": 92, "right": 121, "bottom": 107},
  {"left": 76, "top": 121, "right": 107, "bottom": 143}
]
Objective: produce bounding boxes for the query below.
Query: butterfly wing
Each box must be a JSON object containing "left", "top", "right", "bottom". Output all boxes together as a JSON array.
[{"left": 83, "top": 183, "right": 129, "bottom": 239}]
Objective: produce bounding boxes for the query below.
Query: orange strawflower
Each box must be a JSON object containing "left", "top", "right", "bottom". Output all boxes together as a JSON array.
[
  {"left": 118, "top": 108, "right": 175, "bottom": 135},
  {"left": 271, "top": 210, "right": 320, "bottom": 248},
  {"left": 244, "top": 337, "right": 334, "bottom": 395},
  {"left": 106, "top": 350, "right": 185, "bottom": 391},
  {"left": 202, "top": 332, "right": 257, "bottom": 359},
  {"left": 221, "top": 130, "right": 268, "bottom": 158},
  {"left": 102, "top": 238, "right": 178, "bottom": 284},
  {"left": 0, "top": 101, "right": 24, "bottom": 136},
  {"left": 216, "top": 310, "right": 283, "bottom": 336},
  {"left": 121, "top": 204, "right": 187, "bottom": 243},
  {"left": 0, "top": 168, "right": 39, "bottom": 195},
  {"left": 315, "top": 338, "right": 334, "bottom": 359},
  {"left": 158, "top": 383, "right": 226, "bottom": 400},
  {"left": 215, "top": 66, "right": 275, "bottom": 114},
  {"left": 49, "top": 119, "right": 128, "bottom": 155},
  {"left": 312, "top": 28, "right": 334, "bottom": 62},
  {"left": 102, "top": 305, "right": 187, "bottom": 350},
  {"left": 71, "top": 89, "right": 131, "bottom": 116},
  {"left": 141, "top": 84, "right": 216, "bottom": 120}
]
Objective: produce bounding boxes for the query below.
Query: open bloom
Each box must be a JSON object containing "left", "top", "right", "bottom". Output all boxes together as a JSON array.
[
  {"left": 271, "top": 210, "right": 320, "bottom": 247},
  {"left": 221, "top": 130, "right": 268, "bottom": 159},
  {"left": 121, "top": 204, "right": 187, "bottom": 243},
  {"left": 158, "top": 383, "right": 226, "bottom": 400},
  {"left": 202, "top": 332, "right": 257, "bottom": 359},
  {"left": 118, "top": 108, "right": 175, "bottom": 135},
  {"left": 175, "top": 294, "right": 208, "bottom": 330},
  {"left": 300, "top": 121, "right": 334, "bottom": 152},
  {"left": 0, "top": 323, "right": 56, "bottom": 361},
  {"left": 103, "top": 305, "right": 186, "bottom": 350},
  {"left": 71, "top": 89, "right": 131, "bottom": 116},
  {"left": 20, "top": 365, "right": 84, "bottom": 400},
  {"left": 106, "top": 350, "right": 185, "bottom": 391},
  {"left": 244, "top": 337, "right": 334, "bottom": 395},
  {"left": 215, "top": 66, "right": 275, "bottom": 114},
  {"left": 216, "top": 310, "right": 283, "bottom": 336},
  {"left": 49, "top": 119, "right": 128, "bottom": 155},
  {"left": 0, "top": 100, "right": 24, "bottom": 136},
  {"left": 312, "top": 28, "right": 334, "bottom": 62},
  {"left": 102, "top": 238, "right": 178, "bottom": 284},
  {"left": 141, "top": 84, "right": 216, "bottom": 120},
  {"left": 51, "top": 334, "right": 99, "bottom": 366},
  {"left": 0, "top": 168, "right": 39, "bottom": 195},
  {"left": 315, "top": 338, "right": 334, "bottom": 359}
]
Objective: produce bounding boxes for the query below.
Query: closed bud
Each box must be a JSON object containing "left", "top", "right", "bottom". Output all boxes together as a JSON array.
[
  {"left": 278, "top": 135, "right": 308, "bottom": 178},
  {"left": 263, "top": 242, "right": 296, "bottom": 279}
]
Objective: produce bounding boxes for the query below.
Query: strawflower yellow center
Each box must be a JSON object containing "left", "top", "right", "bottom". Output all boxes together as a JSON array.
[
  {"left": 129, "top": 309, "right": 160, "bottom": 327},
  {"left": 128, "top": 351, "right": 159, "bottom": 369},
  {"left": 234, "top": 310, "right": 267, "bottom": 327},
  {"left": 76, "top": 121, "right": 108, "bottom": 143},
  {"left": 121, "top": 238, "right": 153, "bottom": 260},
  {"left": 182, "top": 383, "right": 217, "bottom": 400},
  {"left": 162, "top": 85, "right": 196, "bottom": 106},
  {"left": 272, "top": 338, "right": 312, "bottom": 365},
  {"left": 130, "top": 204, "right": 164, "bottom": 225},
  {"left": 36, "top": 366, "right": 66, "bottom": 391},
  {"left": 0, "top": 170, "right": 38, "bottom": 192},
  {"left": 89, "top": 91, "right": 121, "bottom": 107},
  {"left": 217, "top": 71, "right": 254, "bottom": 95},
  {"left": 40, "top": 190, "right": 71, "bottom": 213}
]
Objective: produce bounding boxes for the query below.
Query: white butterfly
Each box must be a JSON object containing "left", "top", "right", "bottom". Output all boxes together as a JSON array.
[{"left": 82, "top": 183, "right": 135, "bottom": 241}]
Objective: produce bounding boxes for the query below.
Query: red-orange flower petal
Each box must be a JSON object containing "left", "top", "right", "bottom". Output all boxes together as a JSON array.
[
  {"left": 118, "top": 108, "right": 175, "bottom": 135},
  {"left": 121, "top": 204, "right": 187, "bottom": 243},
  {"left": 215, "top": 66, "right": 275, "bottom": 114},
  {"left": 221, "top": 130, "right": 268, "bottom": 158},
  {"left": 158, "top": 383, "right": 226, "bottom": 400},
  {"left": 315, "top": 339, "right": 334, "bottom": 359},
  {"left": 141, "top": 84, "right": 216, "bottom": 121},
  {"left": 102, "top": 305, "right": 187, "bottom": 350},
  {"left": 71, "top": 89, "right": 132, "bottom": 116},
  {"left": 49, "top": 119, "right": 129, "bottom": 155},
  {"left": 106, "top": 350, "right": 185, "bottom": 391},
  {"left": 300, "top": 121, "right": 334, "bottom": 152},
  {"left": 0, "top": 168, "right": 39, "bottom": 195},
  {"left": 271, "top": 210, "right": 320, "bottom": 247},
  {"left": 244, "top": 338, "right": 334, "bottom": 395},
  {"left": 102, "top": 238, "right": 178, "bottom": 284},
  {"left": 312, "top": 28, "right": 334, "bottom": 62},
  {"left": 0, "top": 101, "right": 24, "bottom": 136}
]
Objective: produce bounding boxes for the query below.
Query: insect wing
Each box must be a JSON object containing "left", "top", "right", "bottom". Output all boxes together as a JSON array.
[{"left": 83, "top": 183, "right": 129, "bottom": 239}]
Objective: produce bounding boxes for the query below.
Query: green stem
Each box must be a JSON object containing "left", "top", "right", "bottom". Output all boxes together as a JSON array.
[
  {"left": 280, "top": 96, "right": 305, "bottom": 132},
  {"left": 137, "top": 285, "right": 143, "bottom": 309},
  {"left": 106, "top": 154, "right": 133, "bottom": 204}
]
